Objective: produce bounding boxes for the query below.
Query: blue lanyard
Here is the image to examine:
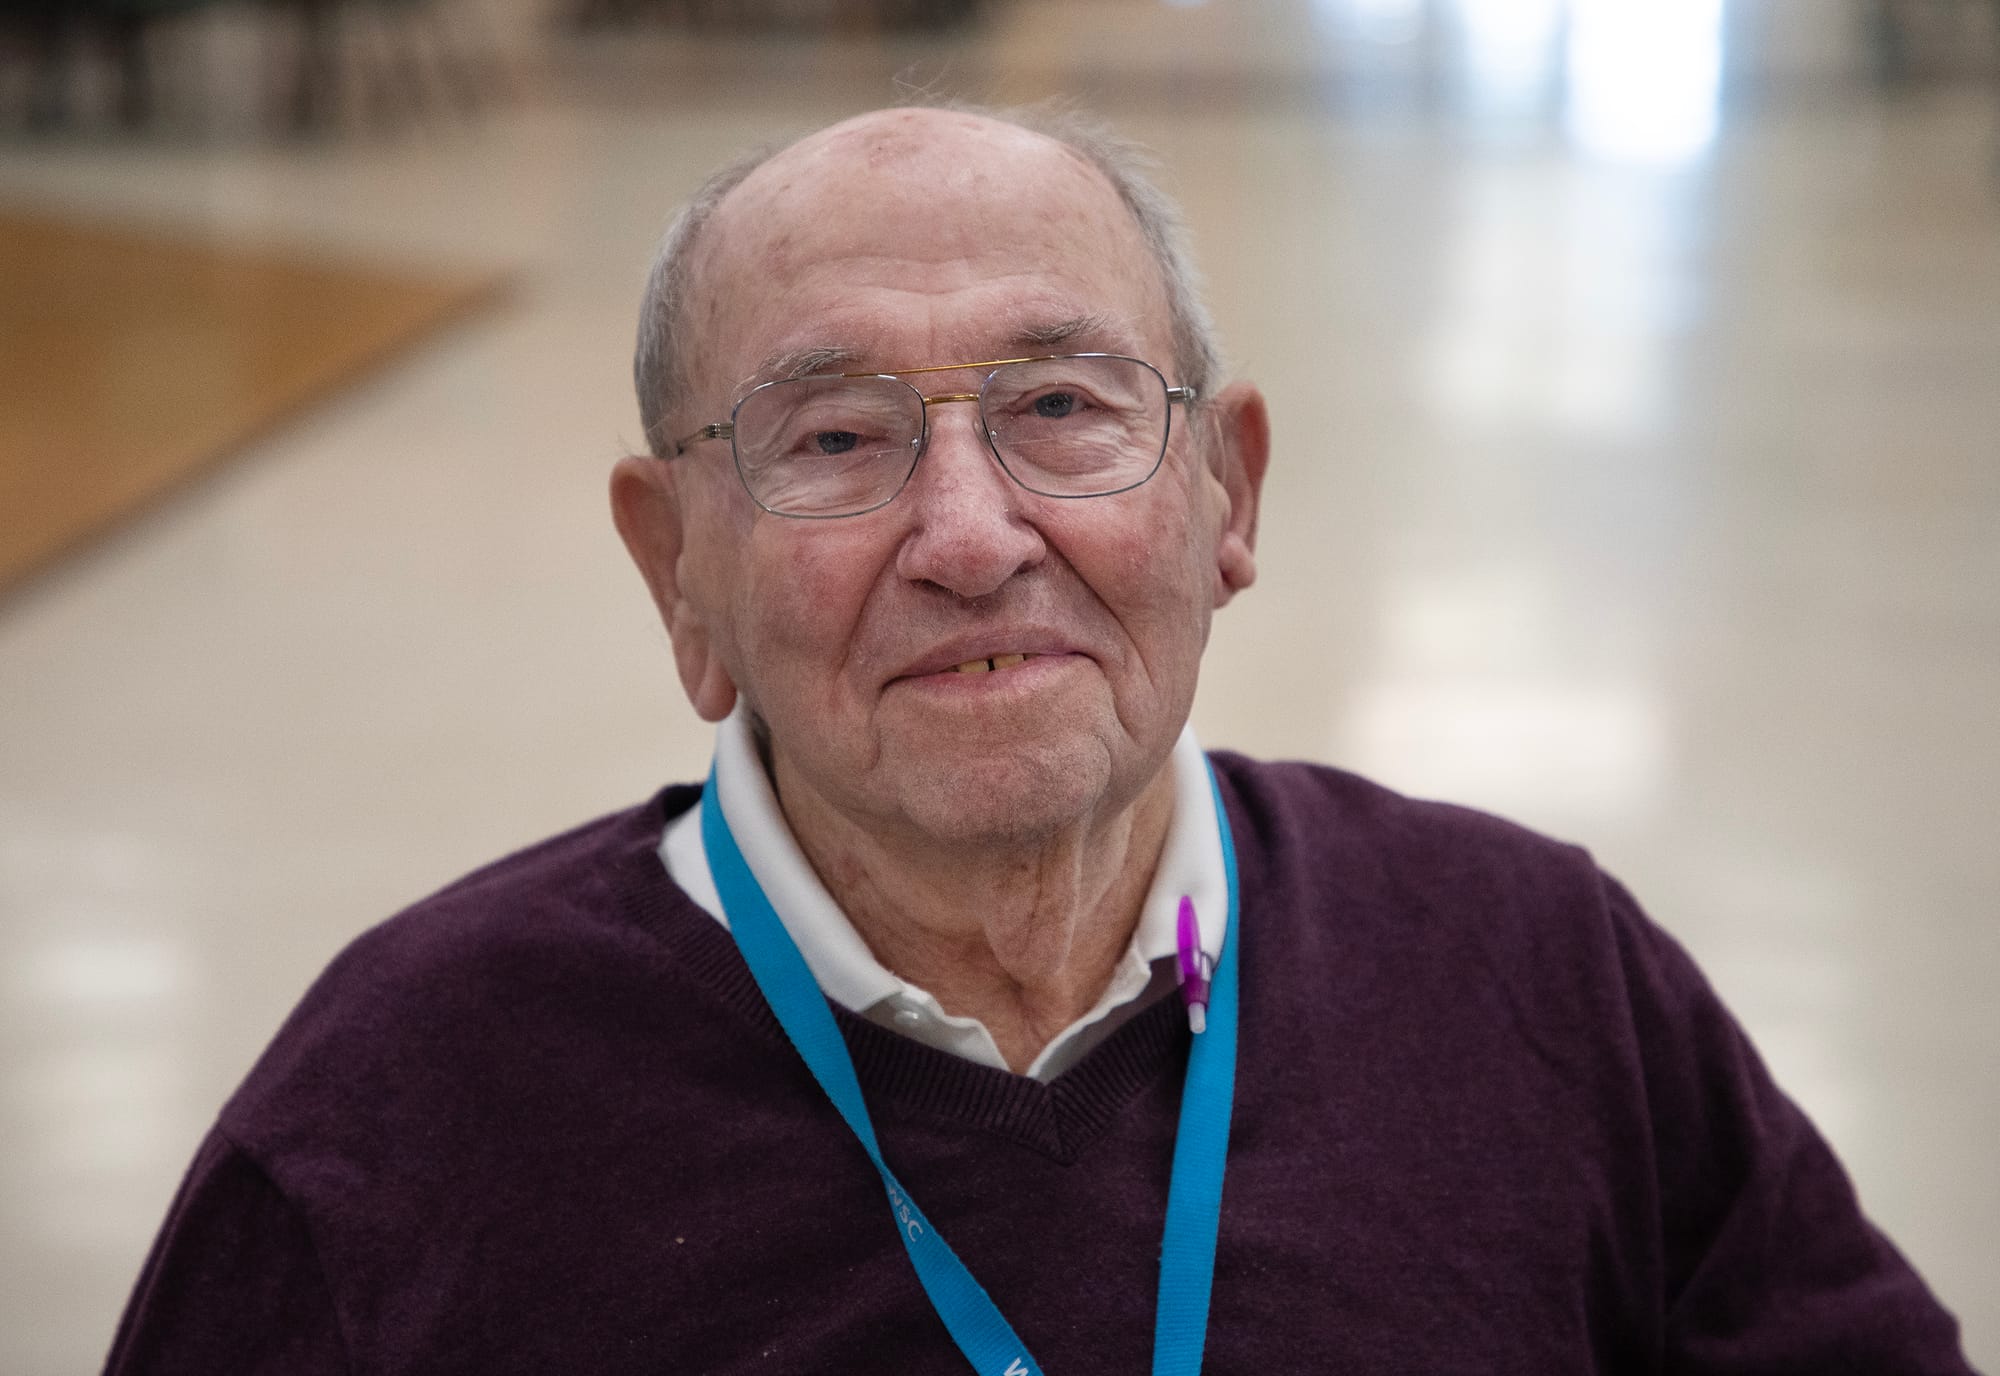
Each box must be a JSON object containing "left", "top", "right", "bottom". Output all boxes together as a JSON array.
[{"left": 701, "top": 761, "right": 1241, "bottom": 1376}]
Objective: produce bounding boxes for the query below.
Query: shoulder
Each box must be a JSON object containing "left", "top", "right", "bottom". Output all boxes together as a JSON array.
[
  {"left": 1206, "top": 750, "right": 1607, "bottom": 920},
  {"left": 1203, "top": 751, "right": 1663, "bottom": 1057},
  {"left": 397, "top": 784, "right": 698, "bottom": 927},
  {"left": 219, "top": 786, "right": 704, "bottom": 1155},
  {"left": 314, "top": 784, "right": 698, "bottom": 994}
]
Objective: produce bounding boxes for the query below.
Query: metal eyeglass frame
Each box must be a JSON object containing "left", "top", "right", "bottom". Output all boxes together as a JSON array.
[{"left": 668, "top": 352, "right": 1199, "bottom": 519}]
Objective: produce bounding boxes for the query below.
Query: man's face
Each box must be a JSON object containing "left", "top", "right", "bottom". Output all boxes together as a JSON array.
[{"left": 618, "top": 109, "right": 1264, "bottom": 850}]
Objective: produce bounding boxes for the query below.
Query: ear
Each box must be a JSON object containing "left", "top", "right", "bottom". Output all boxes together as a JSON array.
[
  {"left": 1203, "top": 381, "right": 1270, "bottom": 608},
  {"left": 610, "top": 454, "right": 738, "bottom": 722}
]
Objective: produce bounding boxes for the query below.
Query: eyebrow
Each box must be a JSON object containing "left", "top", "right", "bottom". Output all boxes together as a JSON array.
[
  {"left": 1011, "top": 313, "right": 1115, "bottom": 352},
  {"left": 751, "top": 345, "right": 865, "bottom": 388}
]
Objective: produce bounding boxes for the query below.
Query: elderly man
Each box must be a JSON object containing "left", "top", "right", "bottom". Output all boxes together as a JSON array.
[{"left": 106, "top": 105, "right": 1973, "bottom": 1375}]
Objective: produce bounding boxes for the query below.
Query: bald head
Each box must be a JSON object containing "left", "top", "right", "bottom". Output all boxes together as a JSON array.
[
  {"left": 633, "top": 103, "right": 1222, "bottom": 455},
  {"left": 680, "top": 109, "right": 1170, "bottom": 416},
  {"left": 697, "top": 109, "right": 1125, "bottom": 314}
]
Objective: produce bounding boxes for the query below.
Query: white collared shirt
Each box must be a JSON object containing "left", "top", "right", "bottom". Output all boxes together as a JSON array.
[{"left": 659, "top": 705, "right": 1228, "bottom": 1081}]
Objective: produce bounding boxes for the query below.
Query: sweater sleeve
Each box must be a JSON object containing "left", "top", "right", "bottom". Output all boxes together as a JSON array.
[
  {"left": 102, "top": 1130, "right": 351, "bottom": 1376},
  {"left": 1599, "top": 874, "right": 1976, "bottom": 1375}
]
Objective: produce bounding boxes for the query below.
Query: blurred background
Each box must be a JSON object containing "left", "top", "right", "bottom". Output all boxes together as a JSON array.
[{"left": 2, "top": 0, "right": 1996, "bottom": 1369}]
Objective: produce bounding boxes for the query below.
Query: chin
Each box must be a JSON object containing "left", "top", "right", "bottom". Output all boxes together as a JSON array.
[{"left": 890, "top": 735, "right": 1122, "bottom": 848}]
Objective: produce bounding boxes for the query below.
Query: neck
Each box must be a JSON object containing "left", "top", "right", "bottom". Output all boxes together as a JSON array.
[{"left": 771, "top": 762, "right": 1176, "bottom": 1074}]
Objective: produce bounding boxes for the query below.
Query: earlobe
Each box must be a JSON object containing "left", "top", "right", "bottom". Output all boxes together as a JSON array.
[
  {"left": 679, "top": 644, "right": 738, "bottom": 722},
  {"left": 610, "top": 455, "right": 738, "bottom": 722},
  {"left": 1205, "top": 382, "right": 1271, "bottom": 608}
]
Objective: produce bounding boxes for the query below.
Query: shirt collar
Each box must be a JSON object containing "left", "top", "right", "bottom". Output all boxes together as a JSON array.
[{"left": 661, "top": 704, "right": 1228, "bottom": 1078}]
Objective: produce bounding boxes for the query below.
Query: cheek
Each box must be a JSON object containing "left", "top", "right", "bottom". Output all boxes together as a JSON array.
[
  {"left": 677, "top": 473, "right": 752, "bottom": 623},
  {"left": 1131, "top": 479, "right": 1224, "bottom": 669},
  {"left": 1053, "top": 483, "right": 1213, "bottom": 656},
  {"left": 1104, "top": 477, "right": 1211, "bottom": 612},
  {"left": 732, "top": 527, "right": 884, "bottom": 687}
]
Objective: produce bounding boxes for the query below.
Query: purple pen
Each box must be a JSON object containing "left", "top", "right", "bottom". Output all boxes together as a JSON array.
[{"left": 1176, "top": 895, "right": 1212, "bottom": 1034}]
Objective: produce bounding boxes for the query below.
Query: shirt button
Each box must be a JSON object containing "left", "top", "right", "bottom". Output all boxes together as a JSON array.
[{"left": 892, "top": 1006, "right": 924, "bottom": 1028}]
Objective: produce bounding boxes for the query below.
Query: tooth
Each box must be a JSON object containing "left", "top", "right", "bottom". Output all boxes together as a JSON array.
[
  {"left": 953, "top": 658, "right": 990, "bottom": 674},
  {"left": 991, "top": 654, "right": 1027, "bottom": 669}
]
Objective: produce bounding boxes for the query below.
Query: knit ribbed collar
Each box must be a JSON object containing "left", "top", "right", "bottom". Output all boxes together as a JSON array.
[{"left": 607, "top": 780, "right": 1227, "bottom": 1164}]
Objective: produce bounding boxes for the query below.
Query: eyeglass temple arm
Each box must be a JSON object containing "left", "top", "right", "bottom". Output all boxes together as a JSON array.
[{"left": 670, "top": 421, "right": 733, "bottom": 457}]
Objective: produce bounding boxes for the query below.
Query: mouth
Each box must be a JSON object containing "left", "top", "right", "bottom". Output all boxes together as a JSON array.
[
  {"left": 945, "top": 652, "right": 1036, "bottom": 676},
  {"left": 890, "top": 630, "right": 1085, "bottom": 686}
]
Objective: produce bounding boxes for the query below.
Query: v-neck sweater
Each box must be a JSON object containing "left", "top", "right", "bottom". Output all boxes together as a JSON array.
[
  {"left": 103, "top": 754, "right": 1975, "bottom": 1376},
  {"left": 658, "top": 709, "right": 1228, "bottom": 1081}
]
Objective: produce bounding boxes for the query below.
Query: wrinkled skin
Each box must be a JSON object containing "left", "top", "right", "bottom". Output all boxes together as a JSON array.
[{"left": 612, "top": 108, "right": 1269, "bottom": 1067}]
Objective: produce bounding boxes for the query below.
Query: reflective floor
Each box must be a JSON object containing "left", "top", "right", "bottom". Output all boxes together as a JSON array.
[{"left": 2, "top": 0, "right": 1997, "bottom": 1370}]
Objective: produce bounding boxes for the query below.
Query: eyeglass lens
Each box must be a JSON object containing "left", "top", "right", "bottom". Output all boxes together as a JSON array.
[{"left": 729, "top": 355, "right": 1170, "bottom": 518}]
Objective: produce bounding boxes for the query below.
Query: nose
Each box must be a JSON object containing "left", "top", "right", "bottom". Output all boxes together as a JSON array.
[{"left": 892, "top": 398, "right": 1046, "bottom": 600}]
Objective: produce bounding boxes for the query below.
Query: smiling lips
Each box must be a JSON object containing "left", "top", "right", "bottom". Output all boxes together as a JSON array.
[
  {"left": 949, "top": 652, "right": 1036, "bottom": 675},
  {"left": 892, "top": 639, "right": 1077, "bottom": 683}
]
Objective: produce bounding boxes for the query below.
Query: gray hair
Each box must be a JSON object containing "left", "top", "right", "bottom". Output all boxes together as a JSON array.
[{"left": 632, "top": 101, "right": 1224, "bottom": 457}]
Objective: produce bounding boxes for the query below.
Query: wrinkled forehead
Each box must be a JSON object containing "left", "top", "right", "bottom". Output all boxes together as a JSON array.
[{"left": 685, "top": 110, "right": 1171, "bottom": 391}]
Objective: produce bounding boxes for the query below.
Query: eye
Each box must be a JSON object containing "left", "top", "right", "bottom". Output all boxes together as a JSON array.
[
  {"left": 1031, "top": 391, "right": 1079, "bottom": 419},
  {"left": 814, "top": 431, "right": 861, "bottom": 455}
]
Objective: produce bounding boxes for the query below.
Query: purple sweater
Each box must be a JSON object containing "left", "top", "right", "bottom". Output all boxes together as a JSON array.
[{"left": 105, "top": 755, "right": 1975, "bottom": 1374}]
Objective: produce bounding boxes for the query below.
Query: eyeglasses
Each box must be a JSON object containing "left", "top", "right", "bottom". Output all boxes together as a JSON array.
[{"left": 669, "top": 353, "right": 1197, "bottom": 519}]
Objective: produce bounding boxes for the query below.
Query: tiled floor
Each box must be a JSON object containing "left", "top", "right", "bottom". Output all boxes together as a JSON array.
[{"left": 2, "top": 0, "right": 1996, "bottom": 1370}]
